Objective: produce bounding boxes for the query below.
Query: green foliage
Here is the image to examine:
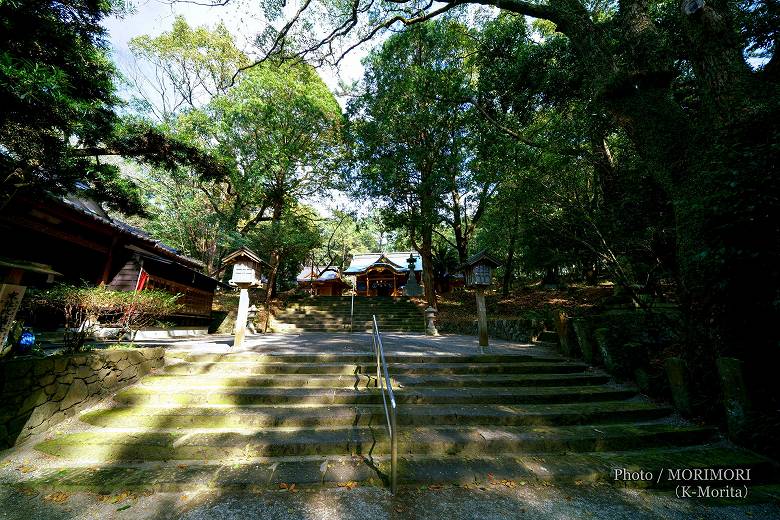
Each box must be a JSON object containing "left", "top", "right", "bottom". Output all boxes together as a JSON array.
[
  {"left": 0, "top": 2, "right": 230, "bottom": 214},
  {"left": 28, "top": 285, "right": 180, "bottom": 353},
  {"left": 127, "top": 15, "right": 250, "bottom": 122},
  {"left": 142, "top": 56, "right": 343, "bottom": 282},
  {"left": 0, "top": 0, "right": 120, "bottom": 206}
]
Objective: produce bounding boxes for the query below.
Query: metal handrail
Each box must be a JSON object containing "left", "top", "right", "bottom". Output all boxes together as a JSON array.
[{"left": 371, "top": 314, "right": 398, "bottom": 493}]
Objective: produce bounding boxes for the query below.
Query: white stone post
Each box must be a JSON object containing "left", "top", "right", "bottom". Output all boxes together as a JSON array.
[{"left": 234, "top": 286, "right": 250, "bottom": 348}]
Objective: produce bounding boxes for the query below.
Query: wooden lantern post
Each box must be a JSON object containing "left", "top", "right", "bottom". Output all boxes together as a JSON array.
[
  {"left": 221, "top": 248, "right": 267, "bottom": 348},
  {"left": 458, "top": 250, "right": 501, "bottom": 352}
]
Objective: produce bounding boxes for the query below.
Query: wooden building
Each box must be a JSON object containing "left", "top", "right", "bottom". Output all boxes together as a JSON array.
[
  {"left": 0, "top": 194, "right": 221, "bottom": 322},
  {"left": 296, "top": 266, "right": 350, "bottom": 296},
  {"left": 343, "top": 252, "right": 422, "bottom": 297}
]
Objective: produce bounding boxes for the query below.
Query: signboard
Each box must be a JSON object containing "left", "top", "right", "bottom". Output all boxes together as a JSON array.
[
  {"left": 231, "top": 262, "right": 257, "bottom": 285},
  {"left": 0, "top": 284, "right": 26, "bottom": 352}
]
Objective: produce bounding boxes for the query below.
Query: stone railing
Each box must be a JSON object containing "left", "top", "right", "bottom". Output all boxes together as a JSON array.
[{"left": 0, "top": 347, "right": 164, "bottom": 447}]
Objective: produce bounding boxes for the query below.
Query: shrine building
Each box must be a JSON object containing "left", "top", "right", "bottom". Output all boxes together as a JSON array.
[{"left": 343, "top": 252, "right": 422, "bottom": 297}]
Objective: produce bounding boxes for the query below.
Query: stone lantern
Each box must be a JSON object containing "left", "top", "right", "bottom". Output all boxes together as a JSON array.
[
  {"left": 458, "top": 250, "right": 501, "bottom": 350},
  {"left": 403, "top": 253, "right": 423, "bottom": 297},
  {"left": 221, "top": 247, "right": 268, "bottom": 348}
]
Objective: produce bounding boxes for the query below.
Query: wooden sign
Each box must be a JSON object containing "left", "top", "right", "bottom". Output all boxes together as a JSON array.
[{"left": 231, "top": 262, "right": 257, "bottom": 285}]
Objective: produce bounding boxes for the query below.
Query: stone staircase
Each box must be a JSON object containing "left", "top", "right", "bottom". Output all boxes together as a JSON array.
[
  {"left": 269, "top": 296, "right": 424, "bottom": 333},
  {"left": 24, "top": 345, "right": 777, "bottom": 493}
]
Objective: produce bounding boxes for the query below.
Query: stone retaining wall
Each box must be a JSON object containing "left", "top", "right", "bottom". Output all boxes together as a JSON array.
[
  {"left": 437, "top": 317, "right": 546, "bottom": 343},
  {"left": 0, "top": 348, "right": 164, "bottom": 447}
]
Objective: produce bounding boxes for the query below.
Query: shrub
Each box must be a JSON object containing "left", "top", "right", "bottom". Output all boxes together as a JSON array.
[{"left": 28, "top": 284, "right": 180, "bottom": 352}]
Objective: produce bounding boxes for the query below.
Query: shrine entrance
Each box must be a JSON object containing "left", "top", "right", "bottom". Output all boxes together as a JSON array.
[{"left": 372, "top": 279, "right": 394, "bottom": 296}]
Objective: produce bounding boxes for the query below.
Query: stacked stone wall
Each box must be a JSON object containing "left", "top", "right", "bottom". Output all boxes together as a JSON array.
[{"left": 0, "top": 348, "right": 164, "bottom": 447}]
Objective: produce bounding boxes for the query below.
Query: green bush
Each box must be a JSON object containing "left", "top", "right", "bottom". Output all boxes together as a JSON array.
[{"left": 28, "top": 284, "right": 180, "bottom": 352}]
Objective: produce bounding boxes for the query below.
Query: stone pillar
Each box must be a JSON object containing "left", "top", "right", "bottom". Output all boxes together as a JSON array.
[
  {"left": 554, "top": 310, "right": 576, "bottom": 357},
  {"left": 572, "top": 318, "right": 595, "bottom": 363},
  {"left": 475, "top": 287, "right": 488, "bottom": 348},
  {"left": 594, "top": 328, "right": 614, "bottom": 372},
  {"left": 717, "top": 357, "right": 751, "bottom": 441},
  {"left": 234, "top": 287, "right": 250, "bottom": 348},
  {"left": 665, "top": 357, "right": 693, "bottom": 416}
]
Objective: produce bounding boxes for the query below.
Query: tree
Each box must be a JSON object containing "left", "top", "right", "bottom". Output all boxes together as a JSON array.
[
  {"left": 178, "top": 61, "right": 343, "bottom": 295},
  {"left": 347, "top": 19, "right": 496, "bottom": 307},
  {"left": 471, "top": 14, "right": 677, "bottom": 298},
  {"left": 0, "top": 0, "right": 124, "bottom": 209},
  {"left": 0, "top": 1, "right": 228, "bottom": 214},
  {"left": 127, "top": 16, "right": 250, "bottom": 123}
]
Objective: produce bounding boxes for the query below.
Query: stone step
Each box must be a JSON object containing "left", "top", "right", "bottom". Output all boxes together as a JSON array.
[
  {"left": 271, "top": 319, "right": 424, "bottom": 326},
  {"left": 394, "top": 373, "right": 610, "bottom": 387},
  {"left": 279, "top": 309, "right": 421, "bottom": 316},
  {"left": 163, "top": 352, "right": 566, "bottom": 364},
  {"left": 135, "top": 372, "right": 609, "bottom": 390},
  {"left": 22, "top": 445, "right": 777, "bottom": 494},
  {"left": 80, "top": 401, "right": 673, "bottom": 429},
  {"left": 34, "top": 423, "right": 716, "bottom": 462},
  {"left": 271, "top": 325, "right": 425, "bottom": 332},
  {"left": 22, "top": 445, "right": 775, "bottom": 493},
  {"left": 270, "top": 324, "right": 426, "bottom": 332},
  {"left": 161, "top": 361, "right": 588, "bottom": 376},
  {"left": 396, "top": 445, "right": 776, "bottom": 489},
  {"left": 113, "top": 384, "right": 636, "bottom": 406}
]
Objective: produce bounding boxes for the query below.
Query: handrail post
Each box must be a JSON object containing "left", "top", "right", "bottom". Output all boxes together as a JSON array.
[
  {"left": 390, "top": 401, "right": 398, "bottom": 494},
  {"left": 350, "top": 293, "right": 354, "bottom": 333}
]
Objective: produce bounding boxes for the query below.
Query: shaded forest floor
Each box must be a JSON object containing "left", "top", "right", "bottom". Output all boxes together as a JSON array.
[{"left": 431, "top": 285, "right": 616, "bottom": 324}]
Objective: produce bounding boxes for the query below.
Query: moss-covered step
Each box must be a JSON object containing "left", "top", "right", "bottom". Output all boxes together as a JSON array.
[
  {"left": 392, "top": 372, "right": 610, "bottom": 388},
  {"left": 163, "top": 352, "right": 565, "bottom": 364},
  {"left": 138, "top": 374, "right": 384, "bottom": 389},
  {"left": 34, "top": 423, "right": 715, "bottom": 461},
  {"left": 135, "top": 372, "right": 607, "bottom": 390},
  {"left": 20, "top": 445, "right": 776, "bottom": 494},
  {"left": 161, "top": 360, "right": 589, "bottom": 376},
  {"left": 113, "top": 384, "right": 636, "bottom": 406},
  {"left": 81, "top": 401, "right": 673, "bottom": 430},
  {"left": 20, "top": 456, "right": 389, "bottom": 494}
]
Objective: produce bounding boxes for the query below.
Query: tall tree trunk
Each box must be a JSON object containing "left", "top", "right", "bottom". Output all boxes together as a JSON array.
[
  {"left": 450, "top": 189, "right": 468, "bottom": 263},
  {"left": 420, "top": 226, "right": 437, "bottom": 309},
  {"left": 502, "top": 210, "right": 519, "bottom": 297},
  {"left": 265, "top": 201, "right": 284, "bottom": 302}
]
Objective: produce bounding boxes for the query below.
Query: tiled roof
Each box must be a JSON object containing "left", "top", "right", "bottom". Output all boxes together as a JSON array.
[
  {"left": 343, "top": 252, "right": 422, "bottom": 274},
  {"left": 60, "top": 195, "right": 204, "bottom": 269},
  {"left": 296, "top": 266, "right": 343, "bottom": 282}
]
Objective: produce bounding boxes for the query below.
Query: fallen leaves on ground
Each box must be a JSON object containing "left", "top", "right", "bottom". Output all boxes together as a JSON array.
[
  {"left": 428, "top": 484, "right": 443, "bottom": 490},
  {"left": 43, "top": 491, "right": 69, "bottom": 503},
  {"left": 98, "top": 491, "right": 135, "bottom": 504},
  {"left": 16, "top": 464, "right": 34, "bottom": 473},
  {"left": 337, "top": 481, "right": 359, "bottom": 489},
  {"left": 16, "top": 486, "right": 38, "bottom": 496}
]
